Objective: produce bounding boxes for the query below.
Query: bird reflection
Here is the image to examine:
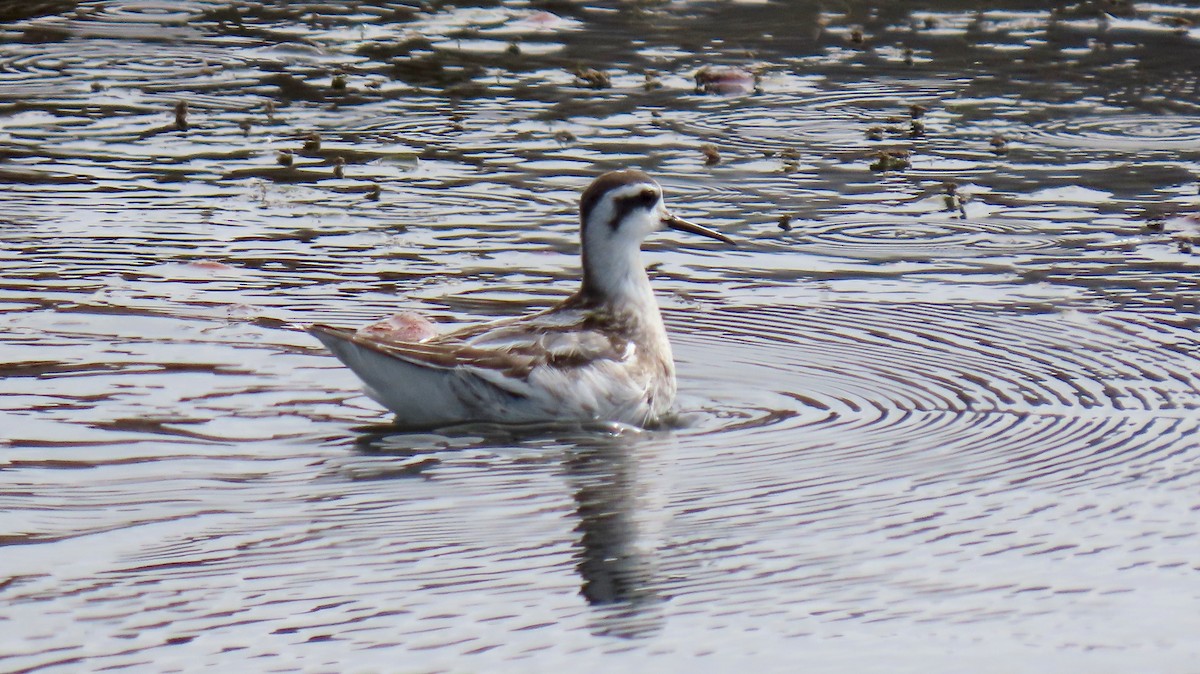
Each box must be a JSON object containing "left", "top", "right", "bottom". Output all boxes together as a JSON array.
[
  {"left": 562, "top": 429, "right": 675, "bottom": 639},
  {"left": 350, "top": 421, "right": 676, "bottom": 639}
]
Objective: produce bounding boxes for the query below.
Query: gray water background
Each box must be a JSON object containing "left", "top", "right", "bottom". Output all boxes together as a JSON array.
[{"left": 3, "top": 1, "right": 1200, "bottom": 671}]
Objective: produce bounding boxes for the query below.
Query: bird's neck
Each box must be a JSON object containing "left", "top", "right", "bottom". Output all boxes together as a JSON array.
[{"left": 580, "top": 246, "right": 658, "bottom": 315}]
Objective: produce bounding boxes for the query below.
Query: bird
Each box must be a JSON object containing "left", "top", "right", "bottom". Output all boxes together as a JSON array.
[{"left": 309, "top": 169, "right": 733, "bottom": 429}]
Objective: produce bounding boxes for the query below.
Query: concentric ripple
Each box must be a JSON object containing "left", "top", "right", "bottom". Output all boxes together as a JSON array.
[
  {"left": 1028, "top": 114, "right": 1200, "bottom": 152},
  {"left": 676, "top": 302, "right": 1200, "bottom": 419},
  {"left": 8, "top": 2, "right": 206, "bottom": 43},
  {"left": 0, "top": 40, "right": 262, "bottom": 99},
  {"left": 797, "top": 216, "right": 1061, "bottom": 259},
  {"left": 673, "top": 87, "right": 943, "bottom": 153},
  {"left": 74, "top": 0, "right": 205, "bottom": 26},
  {"left": 671, "top": 302, "right": 1200, "bottom": 494}
]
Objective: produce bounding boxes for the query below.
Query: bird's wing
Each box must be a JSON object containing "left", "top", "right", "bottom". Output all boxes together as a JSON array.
[
  {"left": 461, "top": 310, "right": 631, "bottom": 364},
  {"left": 310, "top": 310, "right": 633, "bottom": 396},
  {"left": 309, "top": 323, "right": 538, "bottom": 374}
]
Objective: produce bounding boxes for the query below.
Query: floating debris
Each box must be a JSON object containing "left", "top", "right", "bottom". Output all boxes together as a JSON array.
[
  {"left": 867, "top": 104, "right": 931, "bottom": 141},
  {"left": 303, "top": 133, "right": 321, "bottom": 152},
  {"left": 870, "top": 149, "right": 910, "bottom": 172},
  {"left": 332, "top": 73, "right": 347, "bottom": 90},
  {"left": 907, "top": 104, "right": 927, "bottom": 136},
  {"left": 184, "top": 260, "right": 236, "bottom": 272},
  {"left": 553, "top": 130, "right": 576, "bottom": 144},
  {"left": 174, "top": 100, "right": 189, "bottom": 131},
  {"left": 943, "top": 182, "right": 966, "bottom": 217},
  {"left": 276, "top": 150, "right": 294, "bottom": 167},
  {"left": 573, "top": 67, "right": 611, "bottom": 89},
  {"left": 778, "top": 214, "right": 793, "bottom": 232},
  {"left": 136, "top": 100, "right": 194, "bottom": 139},
  {"left": 367, "top": 183, "right": 382, "bottom": 200},
  {"left": 700, "top": 143, "right": 721, "bottom": 166},
  {"left": 357, "top": 312, "right": 438, "bottom": 343},
  {"left": 238, "top": 119, "right": 252, "bottom": 134},
  {"left": 990, "top": 135, "right": 1009, "bottom": 155},
  {"left": 643, "top": 70, "right": 663, "bottom": 91},
  {"left": 333, "top": 156, "right": 346, "bottom": 179},
  {"left": 903, "top": 47, "right": 914, "bottom": 66},
  {"left": 694, "top": 65, "right": 756, "bottom": 95},
  {"left": 849, "top": 28, "right": 866, "bottom": 45},
  {"left": 943, "top": 182, "right": 958, "bottom": 207},
  {"left": 779, "top": 147, "right": 802, "bottom": 173}
]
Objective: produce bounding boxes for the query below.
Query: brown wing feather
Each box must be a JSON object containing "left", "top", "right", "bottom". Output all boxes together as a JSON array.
[
  {"left": 309, "top": 323, "right": 539, "bottom": 376},
  {"left": 309, "top": 293, "right": 640, "bottom": 384}
]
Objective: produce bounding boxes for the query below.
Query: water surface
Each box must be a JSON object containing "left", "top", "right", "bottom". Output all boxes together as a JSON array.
[{"left": 3, "top": 1, "right": 1200, "bottom": 671}]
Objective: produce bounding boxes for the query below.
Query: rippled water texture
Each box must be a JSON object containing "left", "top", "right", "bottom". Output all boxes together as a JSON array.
[{"left": 3, "top": 1, "right": 1200, "bottom": 671}]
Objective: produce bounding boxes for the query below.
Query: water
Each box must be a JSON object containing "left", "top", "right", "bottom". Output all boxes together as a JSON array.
[{"left": 2, "top": 1, "right": 1200, "bottom": 671}]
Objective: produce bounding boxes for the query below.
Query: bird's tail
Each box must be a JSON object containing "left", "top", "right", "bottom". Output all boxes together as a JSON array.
[{"left": 308, "top": 324, "right": 472, "bottom": 427}]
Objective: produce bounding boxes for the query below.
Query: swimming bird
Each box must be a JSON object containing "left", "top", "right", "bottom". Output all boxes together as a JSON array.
[{"left": 309, "top": 169, "right": 733, "bottom": 429}]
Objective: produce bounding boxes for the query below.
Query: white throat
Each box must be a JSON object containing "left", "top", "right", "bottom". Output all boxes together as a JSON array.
[
  {"left": 583, "top": 235, "right": 654, "bottom": 306},
  {"left": 579, "top": 188, "right": 663, "bottom": 309}
]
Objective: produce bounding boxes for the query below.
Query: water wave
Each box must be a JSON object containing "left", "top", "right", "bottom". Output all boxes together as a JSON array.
[{"left": 1027, "top": 114, "right": 1200, "bottom": 152}]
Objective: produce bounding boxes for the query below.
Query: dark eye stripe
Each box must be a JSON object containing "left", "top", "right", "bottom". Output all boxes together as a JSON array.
[{"left": 608, "top": 189, "right": 659, "bottom": 230}]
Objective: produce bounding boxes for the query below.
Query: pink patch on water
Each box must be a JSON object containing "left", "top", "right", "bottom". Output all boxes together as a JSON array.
[
  {"left": 357, "top": 311, "right": 438, "bottom": 343},
  {"left": 526, "top": 11, "right": 562, "bottom": 27},
  {"left": 694, "top": 66, "right": 756, "bottom": 95},
  {"left": 185, "top": 260, "right": 236, "bottom": 271}
]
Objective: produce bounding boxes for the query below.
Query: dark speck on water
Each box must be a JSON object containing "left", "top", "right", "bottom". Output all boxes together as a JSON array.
[
  {"left": 572, "top": 66, "right": 611, "bottom": 89},
  {"left": 870, "top": 148, "right": 911, "bottom": 172},
  {"left": 173, "top": 100, "right": 188, "bottom": 130},
  {"left": 3, "top": 1, "right": 1200, "bottom": 671}
]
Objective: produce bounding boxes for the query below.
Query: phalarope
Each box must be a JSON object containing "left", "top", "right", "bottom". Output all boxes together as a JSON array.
[{"left": 309, "top": 169, "right": 732, "bottom": 429}]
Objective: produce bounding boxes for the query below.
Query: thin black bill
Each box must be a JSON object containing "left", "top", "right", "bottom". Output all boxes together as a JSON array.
[{"left": 662, "top": 213, "right": 735, "bottom": 244}]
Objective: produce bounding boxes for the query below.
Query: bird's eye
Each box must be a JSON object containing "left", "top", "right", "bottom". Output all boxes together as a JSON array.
[{"left": 638, "top": 189, "right": 658, "bottom": 206}]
